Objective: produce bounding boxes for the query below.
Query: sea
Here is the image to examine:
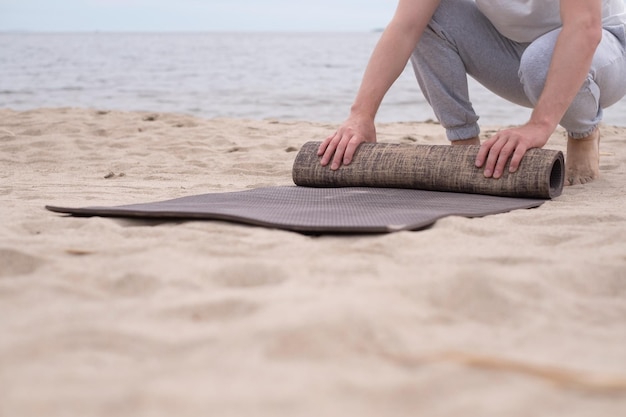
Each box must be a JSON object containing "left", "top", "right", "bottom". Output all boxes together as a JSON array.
[{"left": 1, "top": 32, "right": 625, "bottom": 126}]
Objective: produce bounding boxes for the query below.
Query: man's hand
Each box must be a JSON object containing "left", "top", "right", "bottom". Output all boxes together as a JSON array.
[
  {"left": 475, "top": 123, "right": 552, "bottom": 178},
  {"left": 318, "top": 114, "right": 377, "bottom": 170}
]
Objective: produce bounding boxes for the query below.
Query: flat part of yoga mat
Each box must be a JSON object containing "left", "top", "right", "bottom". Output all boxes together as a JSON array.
[
  {"left": 293, "top": 142, "right": 564, "bottom": 199},
  {"left": 46, "top": 186, "right": 544, "bottom": 233}
]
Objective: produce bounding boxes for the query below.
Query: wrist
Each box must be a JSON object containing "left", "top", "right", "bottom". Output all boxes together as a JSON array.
[
  {"left": 350, "top": 101, "right": 378, "bottom": 121},
  {"left": 349, "top": 111, "right": 376, "bottom": 125},
  {"left": 528, "top": 113, "right": 558, "bottom": 135}
]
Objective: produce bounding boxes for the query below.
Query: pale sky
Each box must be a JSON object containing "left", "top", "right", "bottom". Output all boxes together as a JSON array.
[{"left": 0, "top": 0, "right": 396, "bottom": 32}]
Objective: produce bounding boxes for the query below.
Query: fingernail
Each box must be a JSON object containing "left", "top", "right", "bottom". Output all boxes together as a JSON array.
[
  {"left": 484, "top": 169, "right": 492, "bottom": 177},
  {"left": 493, "top": 170, "right": 501, "bottom": 178},
  {"left": 331, "top": 163, "right": 338, "bottom": 170}
]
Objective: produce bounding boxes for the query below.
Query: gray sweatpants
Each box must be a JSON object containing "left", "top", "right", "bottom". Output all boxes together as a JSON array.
[{"left": 410, "top": 0, "right": 626, "bottom": 141}]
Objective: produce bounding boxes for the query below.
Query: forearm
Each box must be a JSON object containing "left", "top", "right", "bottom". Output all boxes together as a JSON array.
[
  {"left": 350, "top": 0, "right": 440, "bottom": 119},
  {"left": 318, "top": 0, "right": 440, "bottom": 169},
  {"left": 350, "top": 28, "right": 420, "bottom": 119},
  {"left": 530, "top": 15, "right": 602, "bottom": 131},
  {"left": 476, "top": 27, "right": 599, "bottom": 180}
]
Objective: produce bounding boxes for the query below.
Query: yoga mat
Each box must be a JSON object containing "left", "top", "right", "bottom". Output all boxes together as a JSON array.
[
  {"left": 46, "top": 142, "right": 561, "bottom": 233},
  {"left": 46, "top": 186, "right": 545, "bottom": 233},
  {"left": 293, "top": 142, "right": 564, "bottom": 199}
]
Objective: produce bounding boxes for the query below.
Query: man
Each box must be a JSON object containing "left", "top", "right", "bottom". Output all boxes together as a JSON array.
[{"left": 318, "top": 0, "right": 626, "bottom": 185}]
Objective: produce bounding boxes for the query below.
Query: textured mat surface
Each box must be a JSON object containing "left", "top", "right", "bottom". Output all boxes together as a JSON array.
[
  {"left": 294, "top": 142, "right": 564, "bottom": 199},
  {"left": 46, "top": 186, "right": 545, "bottom": 233}
]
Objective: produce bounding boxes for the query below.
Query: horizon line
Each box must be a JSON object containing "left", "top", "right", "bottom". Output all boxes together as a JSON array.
[{"left": 0, "top": 28, "right": 386, "bottom": 34}]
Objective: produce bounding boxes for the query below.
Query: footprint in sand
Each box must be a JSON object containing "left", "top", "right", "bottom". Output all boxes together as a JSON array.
[
  {"left": 211, "top": 263, "right": 288, "bottom": 288},
  {"left": 426, "top": 274, "right": 525, "bottom": 325},
  {"left": 164, "top": 298, "right": 259, "bottom": 323},
  {"left": 0, "top": 248, "right": 44, "bottom": 278},
  {"left": 19, "top": 128, "right": 44, "bottom": 136},
  {"left": 99, "top": 272, "right": 161, "bottom": 297}
]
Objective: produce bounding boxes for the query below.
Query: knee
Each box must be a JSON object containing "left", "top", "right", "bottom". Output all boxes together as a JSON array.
[
  {"left": 519, "top": 31, "right": 561, "bottom": 103},
  {"left": 518, "top": 47, "right": 552, "bottom": 104},
  {"left": 415, "top": 0, "right": 482, "bottom": 53},
  {"left": 429, "top": 0, "right": 482, "bottom": 32}
]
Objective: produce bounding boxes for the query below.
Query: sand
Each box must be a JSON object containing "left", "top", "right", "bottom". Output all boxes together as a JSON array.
[{"left": 1, "top": 107, "right": 625, "bottom": 416}]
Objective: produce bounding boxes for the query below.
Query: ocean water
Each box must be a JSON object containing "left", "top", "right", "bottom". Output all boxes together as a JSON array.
[{"left": 1, "top": 32, "right": 624, "bottom": 127}]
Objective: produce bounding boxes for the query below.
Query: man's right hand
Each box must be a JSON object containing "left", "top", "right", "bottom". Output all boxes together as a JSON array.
[{"left": 317, "top": 114, "right": 377, "bottom": 170}]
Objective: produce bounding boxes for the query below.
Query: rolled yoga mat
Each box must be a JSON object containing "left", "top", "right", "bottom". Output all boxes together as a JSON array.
[
  {"left": 293, "top": 142, "right": 564, "bottom": 199},
  {"left": 46, "top": 141, "right": 562, "bottom": 233}
]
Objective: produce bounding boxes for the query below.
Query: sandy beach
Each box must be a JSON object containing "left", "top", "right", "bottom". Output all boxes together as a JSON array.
[{"left": 1, "top": 107, "right": 625, "bottom": 416}]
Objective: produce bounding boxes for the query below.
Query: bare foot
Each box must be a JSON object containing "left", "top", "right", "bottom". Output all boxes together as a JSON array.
[
  {"left": 565, "top": 128, "right": 600, "bottom": 185},
  {"left": 451, "top": 136, "right": 480, "bottom": 146}
]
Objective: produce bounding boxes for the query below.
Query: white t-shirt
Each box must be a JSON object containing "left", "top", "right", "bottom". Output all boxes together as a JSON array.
[{"left": 475, "top": 0, "right": 626, "bottom": 43}]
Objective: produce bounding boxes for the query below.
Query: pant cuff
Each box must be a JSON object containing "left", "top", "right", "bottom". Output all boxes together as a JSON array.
[
  {"left": 567, "top": 125, "right": 598, "bottom": 139},
  {"left": 446, "top": 124, "right": 481, "bottom": 141}
]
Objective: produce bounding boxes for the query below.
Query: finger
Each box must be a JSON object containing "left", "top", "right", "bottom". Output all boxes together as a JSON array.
[
  {"left": 508, "top": 145, "right": 528, "bottom": 173},
  {"left": 483, "top": 137, "right": 506, "bottom": 177},
  {"left": 492, "top": 141, "right": 516, "bottom": 179},
  {"left": 331, "top": 136, "right": 351, "bottom": 170},
  {"left": 320, "top": 132, "right": 341, "bottom": 166},
  {"left": 343, "top": 138, "right": 362, "bottom": 166},
  {"left": 317, "top": 135, "right": 333, "bottom": 156},
  {"left": 475, "top": 135, "right": 498, "bottom": 167}
]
